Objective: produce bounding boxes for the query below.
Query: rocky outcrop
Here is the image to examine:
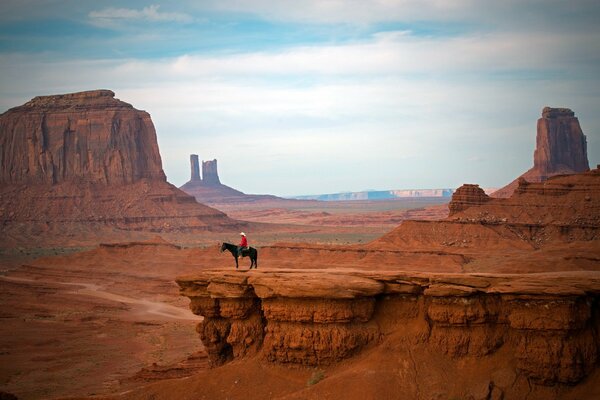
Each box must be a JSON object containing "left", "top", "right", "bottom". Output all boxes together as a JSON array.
[
  {"left": 180, "top": 154, "right": 282, "bottom": 204},
  {"left": 0, "top": 90, "right": 166, "bottom": 185},
  {"left": 178, "top": 269, "right": 600, "bottom": 387},
  {"left": 190, "top": 154, "right": 201, "bottom": 182},
  {"left": 0, "top": 90, "right": 241, "bottom": 237},
  {"left": 535, "top": 107, "right": 589, "bottom": 177},
  {"left": 202, "top": 159, "right": 221, "bottom": 186},
  {"left": 448, "top": 184, "right": 491, "bottom": 216},
  {"left": 373, "top": 167, "right": 600, "bottom": 251},
  {"left": 493, "top": 107, "right": 589, "bottom": 198}
]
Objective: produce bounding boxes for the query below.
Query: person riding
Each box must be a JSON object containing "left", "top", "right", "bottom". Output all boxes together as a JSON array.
[{"left": 238, "top": 232, "right": 248, "bottom": 257}]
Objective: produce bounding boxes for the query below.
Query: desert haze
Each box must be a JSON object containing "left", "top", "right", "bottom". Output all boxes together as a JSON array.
[{"left": 1, "top": 1, "right": 600, "bottom": 399}]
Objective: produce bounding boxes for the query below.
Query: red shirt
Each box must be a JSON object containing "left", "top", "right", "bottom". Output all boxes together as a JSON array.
[{"left": 239, "top": 236, "right": 248, "bottom": 247}]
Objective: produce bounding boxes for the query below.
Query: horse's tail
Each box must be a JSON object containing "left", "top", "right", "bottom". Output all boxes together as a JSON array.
[{"left": 254, "top": 247, "right": 258, "bottom": 268}]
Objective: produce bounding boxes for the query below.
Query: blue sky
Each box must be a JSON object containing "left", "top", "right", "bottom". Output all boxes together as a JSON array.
[{"left": 1, "top": 1, "right": 599, "bottom": 196}]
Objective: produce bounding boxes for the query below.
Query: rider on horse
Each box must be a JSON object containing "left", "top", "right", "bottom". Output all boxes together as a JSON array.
[{"left": 238, "top": 232, "right": 248, "bottom": 257}]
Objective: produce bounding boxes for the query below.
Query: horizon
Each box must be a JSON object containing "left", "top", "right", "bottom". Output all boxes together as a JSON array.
[{"left": 1, "top": 1, "right": 599, "bottom": 197}]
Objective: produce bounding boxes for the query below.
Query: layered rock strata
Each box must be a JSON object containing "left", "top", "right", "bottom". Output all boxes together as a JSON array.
[
  {"left": 0, "top": 90, "right": 240, "bottom": 234},
  {"left": 372, "top": 167, "right": 600, "bottom": 251},
  {"left": 448, "top": 184, "right": 491, "bottom": 216},
  {"left": 493, "top": 107, "right": 589, "bottom": 197},
  {"left": 0, "top": 90, "right": 165, "bottom": 185},
  {"left": 178, "top": 269, "right": 600, "bottom": 386}
]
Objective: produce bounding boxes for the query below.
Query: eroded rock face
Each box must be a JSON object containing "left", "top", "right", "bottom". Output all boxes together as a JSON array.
[
  {"left": 493, "top": 107, "right": 589, "bottom": 197},
  {"left": 180, "top": 155, "right": 282, "bottom": 204},
  {"left": 202, "top": 159, "right": 221, "bottom": 185},
  {"left": 190, "top": 154, "right": 201, "bottom": 182},
  {"left": 178, "top": 270, "right": 600, "bottom": 386},
  {"left": 372, "top": 168, "right": 600, "bottom": 252},
  {"left": 0, "top": 90, "right": 240, "bottom": 234},
  {"left": 535, "top": 107, "right": 589, "bottom": 177},
  {"left": 448, "top": 184, "right": 491, "bottom": 216},
  {"left": 0, "top": 90, "right": 165, "bottom": 185}
]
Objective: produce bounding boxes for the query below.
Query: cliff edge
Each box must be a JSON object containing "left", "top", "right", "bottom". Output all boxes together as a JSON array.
[{"left": 0, "top": 90, "right": 241, "bottom": 243}]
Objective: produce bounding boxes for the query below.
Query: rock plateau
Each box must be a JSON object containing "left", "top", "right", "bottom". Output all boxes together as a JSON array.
[{"left": 171, "top": 167, "right": 600, "bottom": 400}]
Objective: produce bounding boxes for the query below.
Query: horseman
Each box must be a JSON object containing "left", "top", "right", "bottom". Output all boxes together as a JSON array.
[{"left": 238, "top": 232, "right": 248, "bottom": 257}]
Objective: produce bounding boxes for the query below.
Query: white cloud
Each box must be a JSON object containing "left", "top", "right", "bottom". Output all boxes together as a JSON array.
[
  {"left": 89, "top": 4, "right": 193, "bottom": 27},
  {"left": 1, "top": 26, "right": 599, "bottom": 195}
]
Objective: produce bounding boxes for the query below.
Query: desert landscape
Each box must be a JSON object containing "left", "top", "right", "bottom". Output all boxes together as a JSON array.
[{"left": 1, "top": 2, "right": 599, "bottom": 400}]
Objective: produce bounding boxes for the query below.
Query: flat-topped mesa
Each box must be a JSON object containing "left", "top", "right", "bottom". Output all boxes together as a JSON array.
[
  {"left": 0, "top": 89, "right": 165, "bottom": 185},
  {"left": 541, "top": 107, "right": 575, "bottom": 119},
  {"left": 448, "top": 184, "right": 491, "bottom": 216},
  {"left": 0, "top": 90, "right": 241, "bottom": 234},
  {"left": 535, "top": 106, "right": 589, "bottom": 178},
  {"left": 16, "top": 89, "right": 133, "bottom": 112},
  {"left": 202, "top": 159, "right": 221, "bottom": 185}
]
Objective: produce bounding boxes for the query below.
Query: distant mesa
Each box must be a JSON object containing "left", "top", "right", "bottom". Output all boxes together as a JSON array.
[
  {"left": 0, "top": 89, "right": 240, "bottom": 240},
  {"left": 291, "top": 188, "right": 455, "bottom": 201},
  {"left": 180, "top": 154, "right": 281, "bottom": 204},
  {"left": 492, "top": 106, "right": 590, "bottom": 198},
  {"left": 0, "top": 89, "right": 166, "bottom": 185}
]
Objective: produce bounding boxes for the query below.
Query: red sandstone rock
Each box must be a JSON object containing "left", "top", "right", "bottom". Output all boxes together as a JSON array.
[
  {"left": 448, "top": 184, "right": 491, "bottom": 216},
  {"left": 0, "top": 90, "right": 241, "bottom": 234},
  {"left": 372, "top": 168, "right": 600, "bottom": 251},
  {"left": 493, "top": 107, "right": 590, "bottom": 198},
  {"left": 0, "top": 90, "right": 165, "bottom": 185},
  {"left": 177, "top": 269, "right": 600, "bottom": 384}
]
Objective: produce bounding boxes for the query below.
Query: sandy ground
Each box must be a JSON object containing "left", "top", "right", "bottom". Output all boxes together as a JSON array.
[{"left": 0, "top": 199, "right": 449, "bottom": 399}]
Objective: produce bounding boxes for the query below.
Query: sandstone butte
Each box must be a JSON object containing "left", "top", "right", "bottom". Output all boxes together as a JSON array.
[
  {"left": 180, "top": 154, "right": 282, "bottom": 204},
  {"left": 167, "top": 167, "right": 600, "bottom": 400},
  {"left": 492, "top": 107, "right": 590, "bottom": 197},
  {"left": 0, "top": 90, "right": 241, "bottom": 237}
]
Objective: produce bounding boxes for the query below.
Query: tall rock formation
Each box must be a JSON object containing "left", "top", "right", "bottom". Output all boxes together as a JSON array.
[
  {"left": 202, "top": 159, "right": 221, "bottom": 185},
  {"left": 190, "top": 154, "right": 201, "bottom": 182},
  {"left": 180, "top": 154, "right": 281, "bottom": 204},
  {"left": 0, "top": 90, "right": 240, "bottom": 243},
  {"left": 492, "top": 107, "right": 589, "bottom": 197},
  {"left": 0, "top": 90, "right": 166, "bottom": 185}
]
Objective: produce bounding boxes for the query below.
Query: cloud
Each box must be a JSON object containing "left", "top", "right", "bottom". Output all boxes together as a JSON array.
[
  {"left": 89, "top": 4, "right": 193, "bottom": 27},
  {"left": 1, "top": 11, "right": 599, "bottom": 194}
]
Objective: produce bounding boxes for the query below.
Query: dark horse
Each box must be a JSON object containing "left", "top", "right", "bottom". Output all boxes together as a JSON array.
[{"left": 220, "top": 242, "right": 258, "bottom": 269}]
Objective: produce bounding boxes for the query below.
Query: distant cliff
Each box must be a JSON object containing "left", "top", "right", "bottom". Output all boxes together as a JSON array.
[
  {"left": 492, "top": 107, "right": 589, "bottom": 198},
  {"left": 0, "top": 90, "right": 240, "bottom": 239},
  {"left": 180, "top": 154, "right": 282, "bottom": 204},
  {"left": 291, "top": 188, "right": 455, "bottom": 201},
  {"left": 0, "top": 90, "right": 166, "bottom": 185}
]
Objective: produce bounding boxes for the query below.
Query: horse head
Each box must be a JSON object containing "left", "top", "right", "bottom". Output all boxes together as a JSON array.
[{"left": 220, "top": 242, "right": 227, "bottom": 252}]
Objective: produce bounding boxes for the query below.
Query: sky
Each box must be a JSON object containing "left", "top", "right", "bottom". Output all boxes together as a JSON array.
[{"left": 0, "top": 1, "right": 599, "bottom": 196}]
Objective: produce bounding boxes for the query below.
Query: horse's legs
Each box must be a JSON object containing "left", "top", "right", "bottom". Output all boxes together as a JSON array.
[{"left": 235, "top": 256, "right": 238, "bottom": 269}]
